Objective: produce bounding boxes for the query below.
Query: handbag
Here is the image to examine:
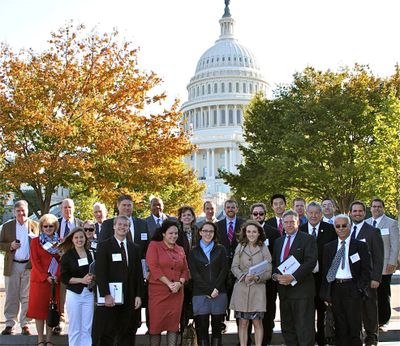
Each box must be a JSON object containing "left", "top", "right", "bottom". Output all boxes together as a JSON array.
[
  {"left": 47, "top": 278, "right": 60, "bottom": 328},
  {"left": 182, "top": 322, "right": 197, "bottom": 346},
  {"left": 324, "top": 305, "right": 335, "bottom": 343}
]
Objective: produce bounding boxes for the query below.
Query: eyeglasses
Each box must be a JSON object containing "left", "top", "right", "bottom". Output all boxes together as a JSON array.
[
  {"left": 42, "top": 225, "right": 55, "bottom": 229},
  {"left": 335, "top": 224, "right": 348, "bottom": 229},
  {"left": 84, "top": 228, "right": 95, "bottom": 232},
  {"left": 252, "top": 212, "right": 265, "bottom": 217}
]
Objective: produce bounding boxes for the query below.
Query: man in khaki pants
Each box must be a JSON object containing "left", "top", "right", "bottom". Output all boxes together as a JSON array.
[{"left": 0, "top": 200, "right": 39, "bottom": 335}]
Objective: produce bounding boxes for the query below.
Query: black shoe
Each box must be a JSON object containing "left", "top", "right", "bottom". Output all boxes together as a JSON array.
[
  {"left": 52, "top": 325, "right": 61, "bottom": 335},
  {"left": 21, "top": 326, "right": 31, "bottom": 335},
  {"left": 1, "top": 326, "right": 13, "bottom": 335}
]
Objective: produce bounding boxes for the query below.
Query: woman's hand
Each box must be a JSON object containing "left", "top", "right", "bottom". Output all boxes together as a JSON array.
[
  {"left": 47, "top": 276, "right": 57, "bottom": 284},
  {"left": 244, "top": 274, "right": 255, "bottom": 284},
  {"left": 81, "top": 274, "right": 93, "bottom": 285},
  {"left": 168, "top": 281, "right": 181, "bottom": 293}
]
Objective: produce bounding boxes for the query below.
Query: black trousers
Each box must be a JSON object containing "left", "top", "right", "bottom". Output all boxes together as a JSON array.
[
  {"left": 362, "top": 286, "right": 379, "bottom": 344},
  {"left": 280, "top": 296, "right": 315, "bottom": 346},
  {"left": 262, "top": 279, "right": 277, "bottom": 345},
  {"left": 313, "top": 273, "right": 326, "bottom": 346},
  {"left": 377, "top": 274, "right": 392, "bottom": 325},
  {"left": 331, "top": 281, "right": 362, "bottom": 346}
]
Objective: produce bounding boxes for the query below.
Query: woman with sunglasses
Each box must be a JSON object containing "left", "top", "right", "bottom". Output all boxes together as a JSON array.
[
  {"left": 82, "top": 220, "right": 97, "bottom": 256},
  {"left": 59, "top": 227, "right": 94, "bottom": 346},
  {"left": 188, "top": 221, "right": 228, "bottom": 346},
  {"left": 26, "top": 214, "right": 61, "bottom": 346}
]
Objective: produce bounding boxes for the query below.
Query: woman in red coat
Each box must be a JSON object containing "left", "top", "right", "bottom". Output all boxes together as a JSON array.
[
  {"left": 27, "top": 214, "right": 61, "bottom": 346},
  {"left": 147, "top": 220, "right": 190, "bottom": 346}
]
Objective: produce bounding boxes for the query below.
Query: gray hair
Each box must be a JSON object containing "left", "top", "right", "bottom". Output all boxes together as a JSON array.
[
  {"left": 306, "top": 201, "right": 322, "bottom": 213},
  {"left": 282, "top": 209, "right": 299, "bottom": 220},
  {"left": 334, "top": 214, "right": 351, "bottom": 226},
  {"left": 93, "top": 202, "right": 107, "bottom": 213},
  {"left": 14, "top": 200, "right": 28, "bottom": 210}
]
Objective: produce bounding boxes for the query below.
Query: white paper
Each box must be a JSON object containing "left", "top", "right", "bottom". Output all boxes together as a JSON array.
[
  {"left": 97, "top": 282, "right": 124, "bottom": 305},
  {"left": 43, "top": 242, "right": 53, "bottom": 250},
  {"left": 249, "top": 260, "right": 270, "bottom": 276},
  {"left": 360, "top": 238, "right": 367, "bottom": 242},
  {"left": 78, "top": 258, "right": 89, "bottom": 267},
  {"left": 380, "top": 228, "right": 389, "bottom": 236},
  {"left": 112, "top": 253, "right": 122, "bottom": 262},
  {"left": 350, "top": 253, "right": 360, "bottom": 263},
  {"left": 277, "top": 255, "right": 300, "bottom": 286},
  {"left": 141, "top": 233, "right": 148, "bottom": 240}
]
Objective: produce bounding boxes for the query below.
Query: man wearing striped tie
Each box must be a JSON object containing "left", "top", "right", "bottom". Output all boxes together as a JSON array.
[{"left": 320, "top": 214, "right": 371, "bottom": 346}]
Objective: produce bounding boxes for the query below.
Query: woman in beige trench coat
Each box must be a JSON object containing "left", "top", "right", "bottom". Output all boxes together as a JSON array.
[{"left": 230, "top": 220, "right": 272, "bottom": 346}]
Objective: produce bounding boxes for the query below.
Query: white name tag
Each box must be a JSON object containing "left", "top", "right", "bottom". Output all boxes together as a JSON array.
[
  {"left": 350, "top": 253, "right": 360, "bottom": 263},
  {"left": 78, "top": 258, "right": 89, "bottom": 267},
  {"left": 43, "top": 242, "right": 53, "bottom": 250},
  {"left": 264, "top": 239, "right": 269, "bottom": 246},
  {"left": 360, "top": 238, "right": 366, "bottom": 243},
  {"left": 380, "top": 228, "right": 390, "bottom": 236},
  {"left": 141, "top": 233, "right": 148, "bottom": 241},
  {"left": 112, "top": 253, "right": 122, "bottom": 262}
]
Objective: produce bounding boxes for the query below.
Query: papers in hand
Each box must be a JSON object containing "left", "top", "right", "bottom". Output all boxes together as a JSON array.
[
  {"left": 97, "top": 282, "right": 124, "bottom": 305},
  {"left": 277, "top": 255, "right": 300, "bottom": 286},
  {"left": 249, "top": 260, "right": 270, "bottom": 276}
]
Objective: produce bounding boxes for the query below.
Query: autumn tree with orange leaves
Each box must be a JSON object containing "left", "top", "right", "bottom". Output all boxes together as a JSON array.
[{"left": 0, "top": 23, "right": 204, "bottom": 216}]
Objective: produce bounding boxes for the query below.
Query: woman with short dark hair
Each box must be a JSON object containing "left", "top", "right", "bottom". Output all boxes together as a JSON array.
[{"left": 188, "top": 221, "right": 228, "bottom": 346}]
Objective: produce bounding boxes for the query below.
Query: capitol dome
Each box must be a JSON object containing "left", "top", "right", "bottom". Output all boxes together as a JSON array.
[{"left": 182, "top": 1, "right": 268, "bottom": 203}]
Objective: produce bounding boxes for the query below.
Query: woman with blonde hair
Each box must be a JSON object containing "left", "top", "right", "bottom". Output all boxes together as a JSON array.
[{"left": 27, "top": 214, "right": 61, "bottom": 346}]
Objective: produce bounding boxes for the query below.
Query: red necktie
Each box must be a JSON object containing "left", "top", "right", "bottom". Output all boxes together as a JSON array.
[
  {"left": 283, "top": 235, "right": 291, "bottom": 260},
  {"left": 228, "top": 221, "right": 234, "bottom": 243},
  {"left": 278, "top": 218, "right": 283, "bottom": 235}
]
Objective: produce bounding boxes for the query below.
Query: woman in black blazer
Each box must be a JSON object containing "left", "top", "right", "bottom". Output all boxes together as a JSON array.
[
  {"left": 59, "top": 227, "right": 94, "bottom": 346},
  {"left": 188, "top": 221, "right": 228, "bottom": 346}
]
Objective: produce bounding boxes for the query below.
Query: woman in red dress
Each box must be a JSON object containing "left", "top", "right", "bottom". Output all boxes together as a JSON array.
[
  {"left": 147, "top": 220, "right": 190, "bottom": 346},
  {"left": 27, "top": 214, "right": 61, "bottom": 346}
]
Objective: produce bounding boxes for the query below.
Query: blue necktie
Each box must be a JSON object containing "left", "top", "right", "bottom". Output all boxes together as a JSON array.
[{"left": 372, "top": 220, "right": 377, "bottom": 228}]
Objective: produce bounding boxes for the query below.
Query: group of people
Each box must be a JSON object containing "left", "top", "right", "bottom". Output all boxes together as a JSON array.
[{"left": 0, "top": 194, "right": 398, "bottom": 346}]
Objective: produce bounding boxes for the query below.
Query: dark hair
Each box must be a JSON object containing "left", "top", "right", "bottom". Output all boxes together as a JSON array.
[
  {"left": 178, "top": 205, "right": 196, "bottom": 228},
  {"left": 350, "top": 200, "right": 366, "bottom": 212},
  {"left": 152, "top": 220, "right": 181, "bottom": 241},
  {"left": 117, "top": 194, "right": 133, "bottom": 204},
  {"left": 196, "top": 221, "right": 219, "bottom": 244},
  {"left": 270, "top": 194, "right": 286, "bottom": 206},
  {"left": 371, "top": 198, "right": 385, "bottom": 208},
  {"left": 58, "top": 227, "right": 88, "bottom": 253},
  {"left": 250, "top": 203, "right": 266, "bottom": 214},
  {"left": 239, "top": 220, "right": 266, "bottom": 246},
  {"left": 292, "top": 197, "right": 305, "bottom": 206},
  {"left": 224, "top": 199, "right": 238, "bottom": 208}
]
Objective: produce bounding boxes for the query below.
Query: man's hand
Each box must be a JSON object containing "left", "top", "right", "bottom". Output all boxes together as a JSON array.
[
  {"left": 210, "top": 288, "right": 219, "bottom": 298},
  {"left": 386, "top": 264, "right": 396, "bottom": 274},
  {"left": 370, "top": 280, "right": 380, "bottom": 289},
  {"left": 277, "top": 274, "right": 295, "bottom": 286},
  {"left": 134, "top": 297, "right": 142, "bottom": 310},
  {"left": 10, "top": 240, "right": 21, "bottom": 251},
  {"left": 105, "top": 294, "right": 115, "bottom": 307}
]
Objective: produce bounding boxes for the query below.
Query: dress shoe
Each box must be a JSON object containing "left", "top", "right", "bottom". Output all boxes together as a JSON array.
[
  {"left": 379, "top": 324, "right": 388, "bottom": 332},
  {"left": 52, "top": 325, "right": 61, "bottom": 335},
  {"left": 21, "top": 326, "right": 31, "bottom": 335},
  {"left": 1, "top": 326, "right": 13, "bottom": 335}
]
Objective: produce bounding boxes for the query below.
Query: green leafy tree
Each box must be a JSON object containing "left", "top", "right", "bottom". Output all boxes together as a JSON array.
[{"left": 223, "top": 65, "right": 398, "bottom": 213}]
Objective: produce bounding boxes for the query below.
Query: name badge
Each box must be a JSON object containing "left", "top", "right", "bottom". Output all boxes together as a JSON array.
[
  {"left": 350, "top": 253, "right": 360, "bottom": 263},
  {"left": 360, "top": 238, "right": 366, "bottom": 243},
  {"left": 141, "top": 233, "right": 148, "bottom": 241},
  {"left": 380, "top": 228, "right": 389, "bottom": 236},
  {"left": 112, "top": 253, "right": 122, "bottom": 262},
  {"left": 264, "top": 239, "right": 269, "bottom": 246},
  {"left": 78, "top": 258, "right": 89, "bottom": 267},
  {"left": 43, "top": 242, "right": 53, "bottom": 251}
]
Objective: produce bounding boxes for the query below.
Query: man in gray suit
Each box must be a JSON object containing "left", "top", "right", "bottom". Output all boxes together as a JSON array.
[{"left": 365, "top": 198, "right": 399, "bottom": 330}]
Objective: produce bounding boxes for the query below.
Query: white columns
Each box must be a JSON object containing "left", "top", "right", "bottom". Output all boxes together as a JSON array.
[
  {"left": 230, "top": 147, "right": 235, "bottom": 171},
  {"left": 206, "top": 149, "right": 211, "bottom": 178},
  {"left": 211, "top": 149, "right": 215, "bottom": 178},
  {"left": 193, "top": 152, "right": 197, "bottom": 173},
  {"left": 224, "top": 148, "right": 228, "bottom": 170}
]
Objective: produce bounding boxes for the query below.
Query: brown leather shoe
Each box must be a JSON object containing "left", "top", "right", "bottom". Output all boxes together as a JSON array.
[
  {"left": 21, "top": 326, "right": 31, "bottom": 335},
  {"left": 1, "top": 326, "right": 13, "bottom": 335}
]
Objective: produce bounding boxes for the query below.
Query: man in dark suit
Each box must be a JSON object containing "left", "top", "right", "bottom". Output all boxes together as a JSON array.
[
  {"left": 265, "top": 194, "right": 286, "bottom": 235},
  {"left": 145, "top": 197, "right": 175, "bottom": 238},
  {"left": 56, "top": 198, "right": 83, "bottom": 335},
  {"left": 350, "top": 201, "right": 384, "bottom": 346},
  {"left": 366, "top": 198, "right": 399, "bottom": 329},
  {"left": 98, "top": 194, "right": 149, "bottom": 257},
  {"left": 272, "top": 210, "right": 317, "bottom": 346},
  {"left": 0, "top": 200, "right": 39, "bottom": 336},
  {"left": 299, "top": 201, "right": 337, "bottom": 346},
  {"left": 93, "top": 202, "right": 108, "bottom": 239},
  {"left": 320, "top": 214, "right": 371, "bottom": 346},
  {"left": 250, "top": 202, "right": 280, "bottom": 346},
  {"left": 93, "top": 215, "right": 144, "bottom": 346}
]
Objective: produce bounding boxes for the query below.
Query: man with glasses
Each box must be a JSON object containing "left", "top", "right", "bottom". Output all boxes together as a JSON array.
[
  {"left": 250, "top": 203, "right": 280, "bottom": 346},
  {"left": 272, "top": 210, "right": 317, "bottom": 346},
  {"left": 365, "top": 198, "right": 399, "bottom": 331},
  {"left": 0, "top": 200, "right": 39, "bottom": 336},
  {"left": 320, "top": 214, "right": 371, "bottom": 346},
  {"left": 299, "top": 201, "right": 337, "bottom": 346}
]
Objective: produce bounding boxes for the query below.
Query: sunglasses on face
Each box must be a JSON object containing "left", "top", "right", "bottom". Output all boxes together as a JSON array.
[
  {"left": 84, "top": 228, "right": 95, "bottom": 232},
  {"left": 335, "top": 224, "right": 348, "bottom": 229},
  {"left": 42, "top": 225, "right": 55, "bottom": 229},
  {"left": 252, "top": 212, "right": 264, "bottom": 216}
]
